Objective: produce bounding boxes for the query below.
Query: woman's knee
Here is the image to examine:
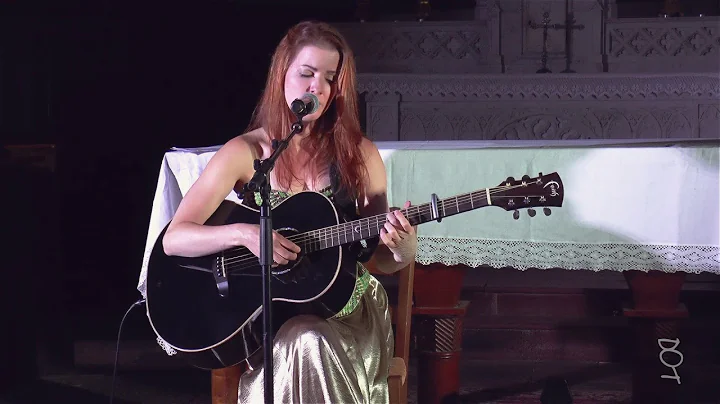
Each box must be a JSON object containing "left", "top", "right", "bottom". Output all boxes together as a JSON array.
[{"left": 277, "top": 314, "right": 334, "bottom": 344}]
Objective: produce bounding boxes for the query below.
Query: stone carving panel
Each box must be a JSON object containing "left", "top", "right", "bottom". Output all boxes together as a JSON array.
[
  {"left": 360, "top": 74, "right": 719, "bottom": 141},
  {"left": 365, "top": 93, "right": 401, "bottom": 142},
  {"left": 699, "top": 104, "right": 720, "bottom": 137},
  {"left": 335, "top": 7, "right": 718, "bottom": 74},
  {"left": 397, "top": 106, "right": 703, "bottom": 140},
  {"left": 334, "top": 22, "right": 501, "bottom": 74},
  {"left": 605, "top": 17, "right": 720, "bottom": 72},
  {"left": 358, "top": 73, "right": 719, "bottom": 100}
]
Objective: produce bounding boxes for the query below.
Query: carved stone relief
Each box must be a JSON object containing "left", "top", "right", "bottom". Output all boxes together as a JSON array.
[
  {"left": 333, "top": 22, "right": 502, "bottom": 74},
  {"left": 606, "top": 18, "right": 720, "bottom": 72},
  {"left": 334, "top": 7, "right": 719, "bottom": 74},
  {"left": 699, "top": 104, "right": 720, "bottom": 137},
  {"left": 360, "top": 74, "right": 720, "bottom": 141},
  {"left": 395, "top": 105, "right": 704, "bottom": 140}
]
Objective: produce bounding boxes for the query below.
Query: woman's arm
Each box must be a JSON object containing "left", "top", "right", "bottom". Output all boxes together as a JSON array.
[
  {"left": 162, "top": 135, "right": 300, "bottom": 263},
  {"left": 162, "top": 136, "right": 255, "bottom": 257},
  {"left": 357, "top": 138, "right": 417, "bottom": 274}
]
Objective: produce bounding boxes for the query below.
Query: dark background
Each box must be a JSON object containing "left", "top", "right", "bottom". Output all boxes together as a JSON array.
[{"left": 1, "top": 0, "right": 367, "bottom": 383}]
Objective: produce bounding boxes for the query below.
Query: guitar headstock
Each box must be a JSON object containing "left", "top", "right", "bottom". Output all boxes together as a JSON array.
[{"left": 491, "top": 172, "right": 564, "bottom": 219}]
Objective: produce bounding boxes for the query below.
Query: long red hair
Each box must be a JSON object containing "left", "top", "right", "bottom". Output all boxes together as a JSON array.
[{"left": 246, "top": 21, "right": 366, "bottom": 197}]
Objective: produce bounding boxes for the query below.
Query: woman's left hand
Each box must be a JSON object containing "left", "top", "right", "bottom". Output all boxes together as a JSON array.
[{"left": 380, "top": 200, "right": 418, "bottom": 264}]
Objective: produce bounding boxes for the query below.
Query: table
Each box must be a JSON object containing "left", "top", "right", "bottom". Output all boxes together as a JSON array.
[{"left": 138, "top": 139, "right": 720, "bottom": 404}]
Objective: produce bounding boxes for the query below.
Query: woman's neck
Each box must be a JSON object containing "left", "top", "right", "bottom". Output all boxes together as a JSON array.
[{"left": 289, "top": 123, "right": 317, "bottom": 152}]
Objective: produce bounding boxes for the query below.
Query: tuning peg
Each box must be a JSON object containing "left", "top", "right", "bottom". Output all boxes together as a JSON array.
[
  {"left": 506, "top": 176, "right": 515, "bottom": 183},
  {"left": 538, "top": 172, "right": 543, "bottom": 176},
  {"left": 543, "top": 208, "right": 552, "bottom": 216},
  {"left": 527, "top": 208, "right": 536, "bottom": 217},
  {"left": 513, "top": 210, "right": 520, "bottom": 220},
  {"left": 522, "top": 175, "right": 531, "bottom": 181}
]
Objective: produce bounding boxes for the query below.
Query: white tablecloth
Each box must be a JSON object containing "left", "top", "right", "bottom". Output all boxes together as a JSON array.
[{"left": 137, "top": 139, "right": 720, "bottom": 297}]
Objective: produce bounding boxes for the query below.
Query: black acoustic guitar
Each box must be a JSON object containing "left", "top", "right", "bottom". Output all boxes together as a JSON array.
[{"left": 145, "top": 172, "right": 564, "bottom": 369}]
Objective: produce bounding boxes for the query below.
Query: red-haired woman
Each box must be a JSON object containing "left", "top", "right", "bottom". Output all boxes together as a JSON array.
[{"left": 162, "top": 20, "right": 417, "bottom": 403}]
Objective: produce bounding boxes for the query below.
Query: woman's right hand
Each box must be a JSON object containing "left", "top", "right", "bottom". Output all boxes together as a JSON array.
[{"left": 235, "top": 223, "right": 301, "bottom": 265}]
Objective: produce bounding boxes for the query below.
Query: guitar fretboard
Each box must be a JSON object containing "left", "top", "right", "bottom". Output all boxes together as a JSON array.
[{"left": 298, "top": 189, "right": 492, "bottom": 253}]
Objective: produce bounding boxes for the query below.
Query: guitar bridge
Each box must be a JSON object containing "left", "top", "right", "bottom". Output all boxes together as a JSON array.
[{"left": 213, "top": 254, "right": 229, "bottom": 298}]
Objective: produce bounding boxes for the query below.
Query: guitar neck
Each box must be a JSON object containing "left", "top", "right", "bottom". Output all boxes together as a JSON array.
[{"left": 299, "top": 189, "right": 491, "bottom": 253}]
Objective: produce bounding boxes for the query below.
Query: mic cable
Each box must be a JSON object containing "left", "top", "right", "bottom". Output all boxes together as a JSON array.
[{"left": 109, "top": 298, "right": 146, "bottom": 404}]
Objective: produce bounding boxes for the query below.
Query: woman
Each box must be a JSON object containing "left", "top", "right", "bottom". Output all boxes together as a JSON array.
[{"left": 162, "top": 20, "right": 417, "bottom": 403}]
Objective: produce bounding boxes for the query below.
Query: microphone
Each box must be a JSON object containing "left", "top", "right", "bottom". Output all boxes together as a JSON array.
[{"left": 290, "top": 93, "right": 319, "bottom": 117}]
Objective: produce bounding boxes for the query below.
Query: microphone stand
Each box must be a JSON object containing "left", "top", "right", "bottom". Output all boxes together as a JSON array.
[{"left": 242, "top": 115, "right": 305, "bottom": 404}]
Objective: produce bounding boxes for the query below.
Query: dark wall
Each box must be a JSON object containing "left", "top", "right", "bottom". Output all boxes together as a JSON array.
[{"left": 0, "top": 0, "right": 360, "bottom": 351}]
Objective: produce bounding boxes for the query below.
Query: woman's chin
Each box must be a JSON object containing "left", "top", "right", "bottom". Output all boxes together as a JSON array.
[{"left": 301, "top": 113, "right": 322, "bottom": 123}]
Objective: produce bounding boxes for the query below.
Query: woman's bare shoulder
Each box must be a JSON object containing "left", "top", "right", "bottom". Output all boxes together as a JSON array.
[
  {"left": 224, "top": 128, "right": 263, "bottom": 152},
  {"left": 226, "top": 128, "right": 269, "bottom": 160},
  {"left": 358, "top": 136, "right": 382, "bottom": 164},
  {"left": 195, "top": 129, "right": 265, "bottom": 188}
]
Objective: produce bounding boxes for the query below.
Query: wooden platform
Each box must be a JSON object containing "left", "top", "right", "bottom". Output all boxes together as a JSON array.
[{"left": 4, "top": 357, "right": 720, "bottom": 404}]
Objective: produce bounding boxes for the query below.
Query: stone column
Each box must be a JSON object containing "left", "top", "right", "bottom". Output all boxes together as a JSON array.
[{"left": 476, "top": 0, "right": 504, "bottom": 72}]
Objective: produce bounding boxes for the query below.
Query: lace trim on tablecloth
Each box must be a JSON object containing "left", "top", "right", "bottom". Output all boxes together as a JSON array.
[
  {"left": 417, "top": 237, "right": 720, "bottom": 274},
  {"left": 157, "top": 336, "right": 177, "bottom": 356}
]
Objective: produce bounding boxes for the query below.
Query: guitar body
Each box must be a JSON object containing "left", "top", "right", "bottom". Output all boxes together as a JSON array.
[{"left": 145, "top": 191, "right": 359, "bottom": 370}]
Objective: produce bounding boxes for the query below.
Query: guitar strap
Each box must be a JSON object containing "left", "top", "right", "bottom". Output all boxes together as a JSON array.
[{"left": 329, "top": 161, "right": 379, "bottom": 264}]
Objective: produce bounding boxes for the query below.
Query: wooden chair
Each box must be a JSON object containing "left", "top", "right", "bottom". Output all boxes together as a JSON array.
[{"left": 211, "top": 254, "right": 415, "bottom": 404}]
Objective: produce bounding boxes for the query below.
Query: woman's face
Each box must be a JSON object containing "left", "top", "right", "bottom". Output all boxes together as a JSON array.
[{"left": 284, "top": 44, "right": 340, "bottom": 122}]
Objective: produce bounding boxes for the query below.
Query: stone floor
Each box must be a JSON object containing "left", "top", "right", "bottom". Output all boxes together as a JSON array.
[{"left": 5, "top": 358, "right": 719, "bottom": 404}]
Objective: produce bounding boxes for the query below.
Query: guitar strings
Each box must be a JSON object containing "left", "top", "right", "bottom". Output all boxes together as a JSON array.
[
  {"left": 220, "top": 183, "right": 544, "bottom": 273},
  {"left": 222, "top": 183, "right": 544, "bottom": 273},
  {"left": 225, "top": 182, "right": 530, "bottom": 257},
  {"left": 220, "top": 184, "right": 517, "bottom": 268}
]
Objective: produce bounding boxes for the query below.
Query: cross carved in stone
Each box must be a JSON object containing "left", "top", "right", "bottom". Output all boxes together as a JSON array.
[{"left": 528, "top": 9, "right": 585, "bottom": 73}]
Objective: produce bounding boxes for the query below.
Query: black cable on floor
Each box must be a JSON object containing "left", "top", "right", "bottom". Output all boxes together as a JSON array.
[{"left": 109, "top": 298, "right": 146, "bottom": 404}]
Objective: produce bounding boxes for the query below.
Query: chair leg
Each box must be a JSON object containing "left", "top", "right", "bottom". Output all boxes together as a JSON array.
[
  {"left": 211, "top": 366, "right": 243, "bottom": 404},
  {"left": 388, "top": 375, "right": 408, "bottom": 404},
  {"left": 388, "top": 376, "right": 400, "bottom": 404},
  {"left": 399, "top": 379, "right": 408, "bottom": 404}
]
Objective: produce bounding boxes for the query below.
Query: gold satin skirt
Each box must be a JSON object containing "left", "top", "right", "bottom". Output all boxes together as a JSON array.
[{"left": 237, "top": 275, "right": 394, "bottom": 404}]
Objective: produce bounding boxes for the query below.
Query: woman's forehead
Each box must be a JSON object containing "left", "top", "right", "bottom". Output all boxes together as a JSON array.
[{"left": 292, "top": 45, "right": 340, "bottom": 72}]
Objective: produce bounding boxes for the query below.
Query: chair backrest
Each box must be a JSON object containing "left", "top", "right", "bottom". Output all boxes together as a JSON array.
[{"left": 364, "top": 253, "right": 415, "bottom": 367}]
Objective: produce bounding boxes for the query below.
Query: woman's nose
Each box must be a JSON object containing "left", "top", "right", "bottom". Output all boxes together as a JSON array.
[{"left": 308, "top": 78, "right": 322, "bottom": 94}]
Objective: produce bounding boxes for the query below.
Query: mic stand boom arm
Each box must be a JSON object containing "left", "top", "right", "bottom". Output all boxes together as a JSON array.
[{"left": 241, "top": 117, "right": 305, "bottom": 404}]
